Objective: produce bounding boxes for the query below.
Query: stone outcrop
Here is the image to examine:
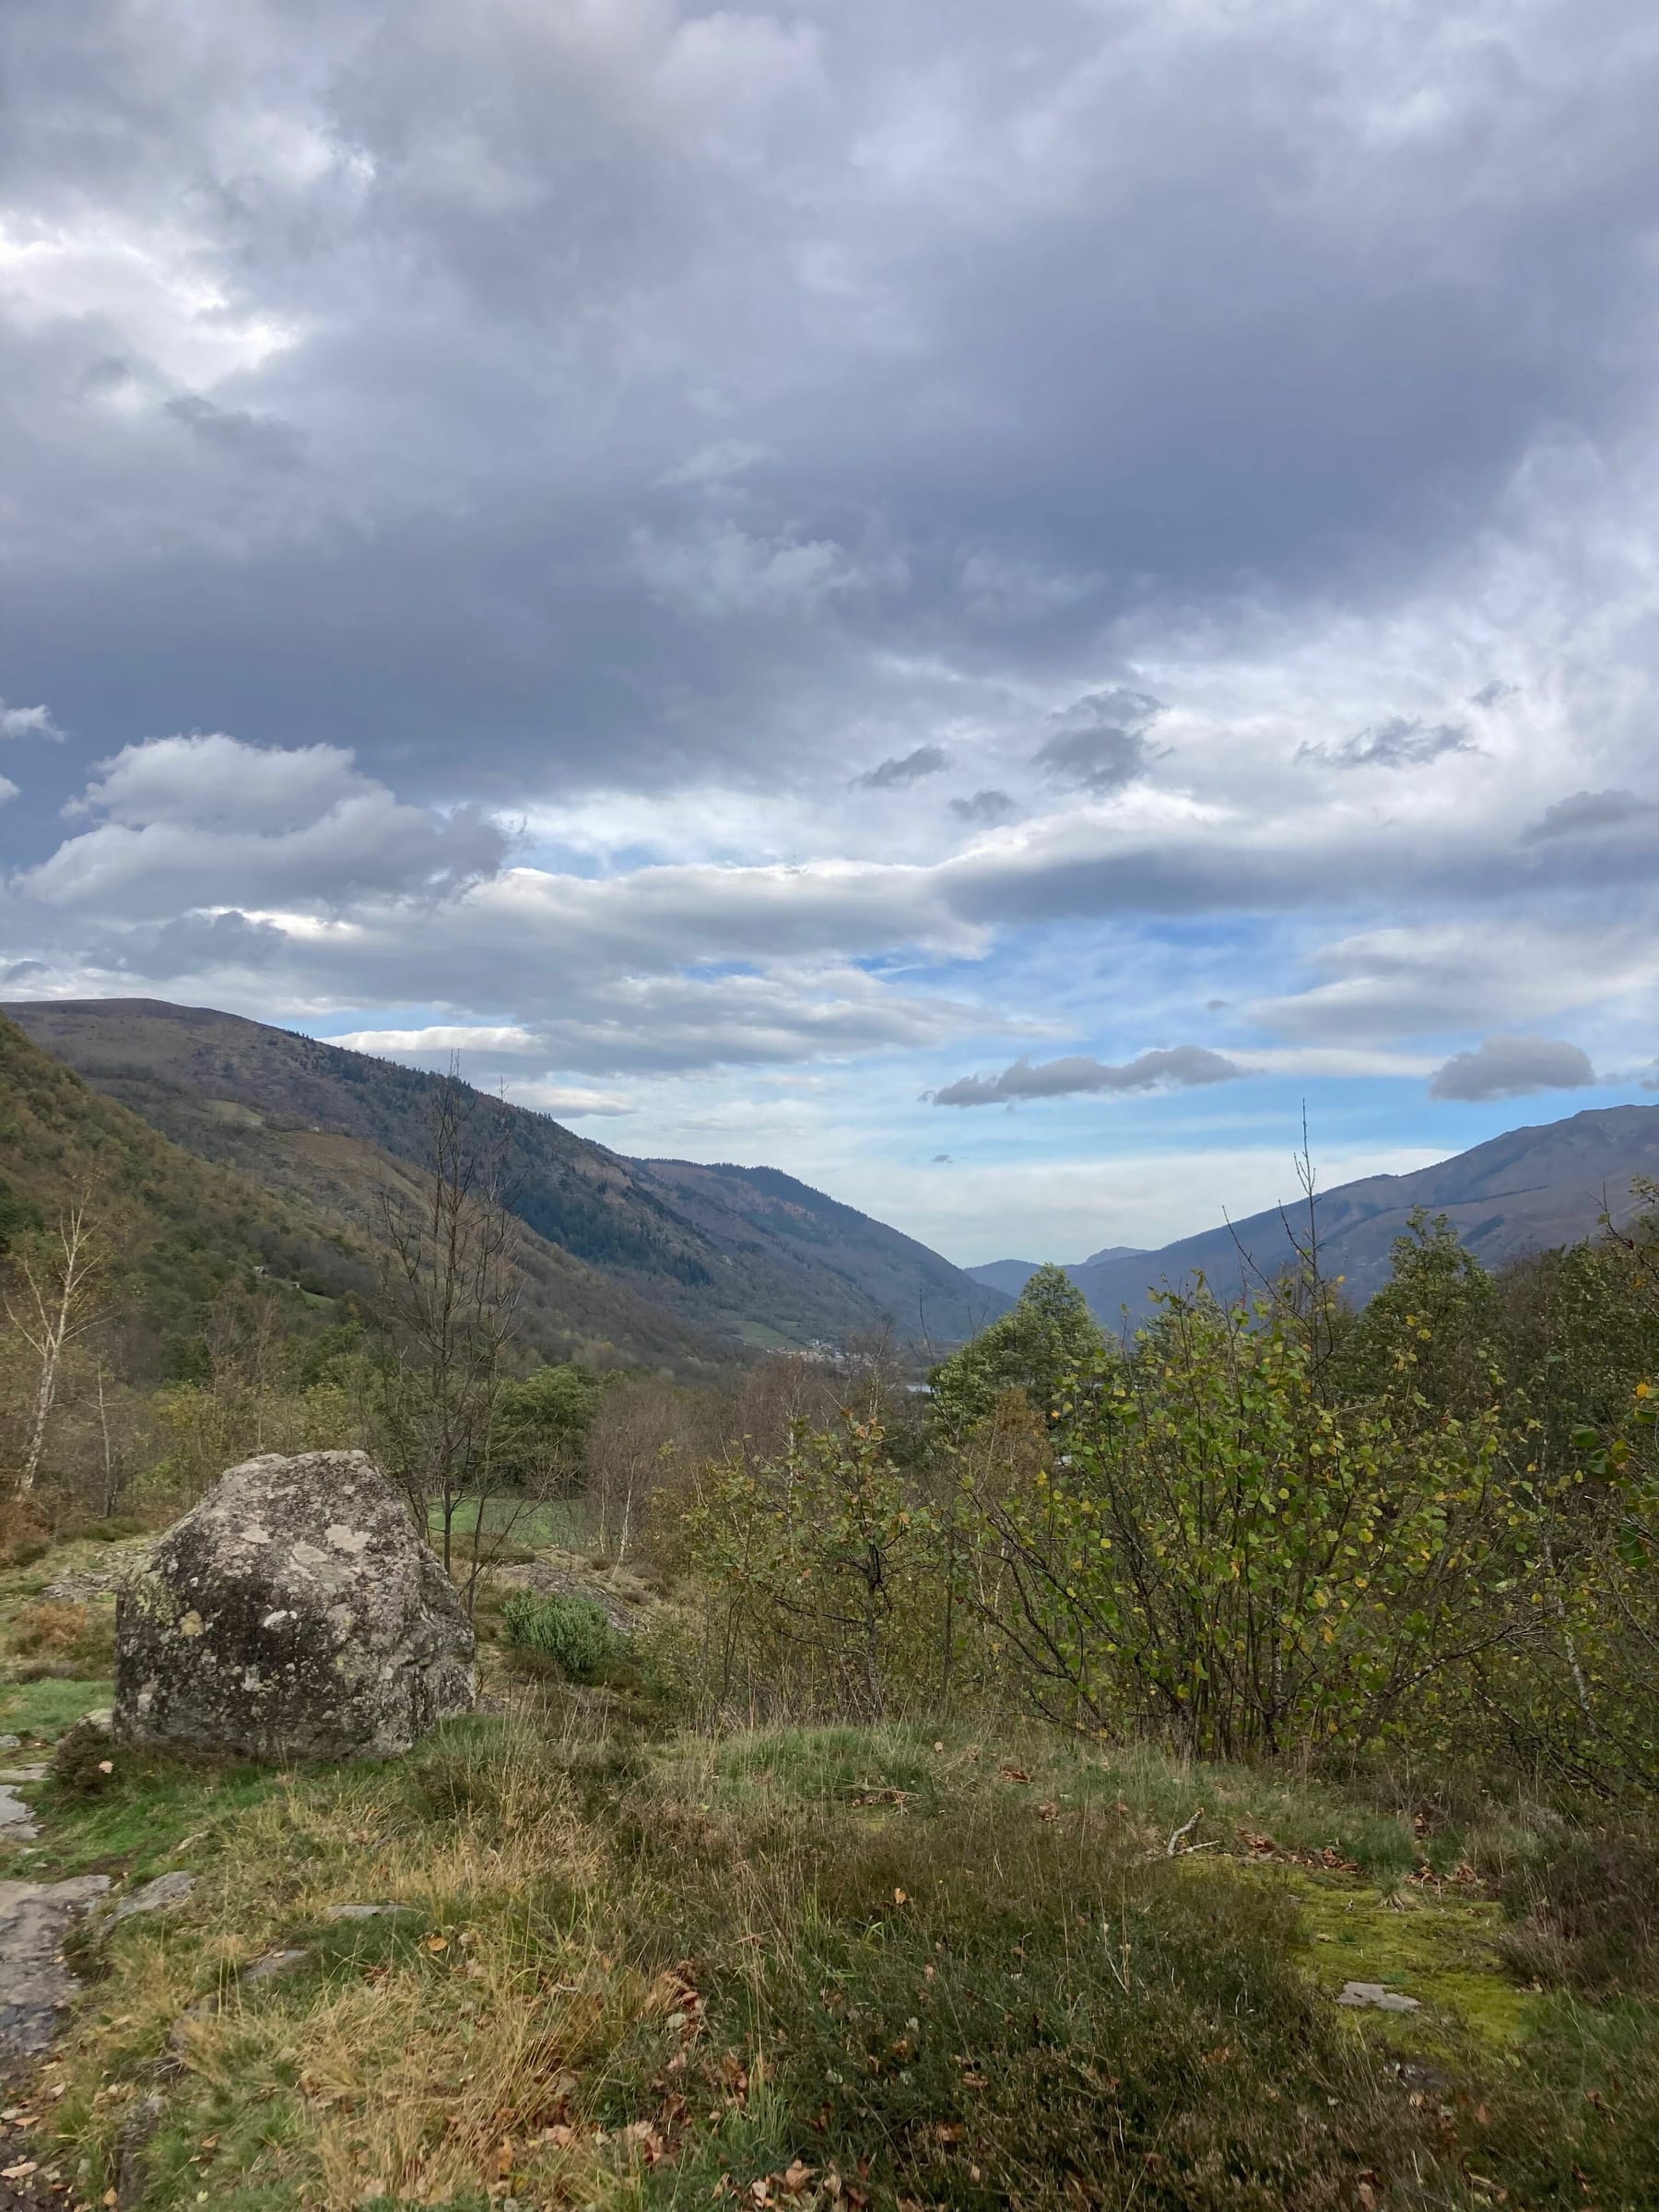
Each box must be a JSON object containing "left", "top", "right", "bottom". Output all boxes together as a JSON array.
[
  {"left": 0, "top": 1875, "right": 112, "bottom": 2068},
  {"left": 114, "top": 1450, "right": 475, "bottom": 1759}
]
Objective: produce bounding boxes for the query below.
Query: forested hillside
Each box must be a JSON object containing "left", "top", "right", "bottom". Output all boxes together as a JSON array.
[
  {"left": 0, "top": 1011, "right": 377, "bottom": 1364},
  {"left": 0, "top": 1012, "right": 721, "bottom": 1378},
  {"left": 6, "top": 1000, "right": 1006, "bottom": 1350}
]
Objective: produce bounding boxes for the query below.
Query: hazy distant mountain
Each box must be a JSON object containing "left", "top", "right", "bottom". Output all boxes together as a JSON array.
[
  {"left": 6, "top": 998, "right": 1008, "bottom": 1355},
  {"left": 1072, "top": 1105, "right": 1659, "bottom": 1326},
  {"left": 964, "top": 1259, "right": 1044, "bottom": 1296},
  {"left": 967, "top": 1245, "right": 1146, "bottom": 1297}
]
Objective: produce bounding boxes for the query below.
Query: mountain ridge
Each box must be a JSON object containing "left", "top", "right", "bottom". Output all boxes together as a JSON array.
[
  {"left": 1069, "top": 1103, "right": 1659, "bottom": 1323},
  {"left": 3, "top": 998, "right": 1009, "bottom": 1354}
]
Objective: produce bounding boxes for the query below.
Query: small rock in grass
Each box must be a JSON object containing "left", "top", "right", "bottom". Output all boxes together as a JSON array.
[
  {"left": 110, "top": 1872, "right": 196, "bottom": 1923},
  {"left": 323, "top": 1901, "right": 406, "bottom": 1922},
  {"left": 0, "top": 1785, "right": 39, "bottom": 1841},
  {"left": 1337, "top": 1981, "right": 1421, "bottom": 2011},
  {"left": 115, "top": 2088, "right": 165, "bottom": 2210},
  {"left": 240, "top": 1947, "right": 311, "bottom": 1985}
]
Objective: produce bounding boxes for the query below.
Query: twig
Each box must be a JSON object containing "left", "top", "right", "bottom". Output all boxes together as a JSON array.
[{"left": 1165, "top": 1807, "right": 1203, "bottom": 1856}]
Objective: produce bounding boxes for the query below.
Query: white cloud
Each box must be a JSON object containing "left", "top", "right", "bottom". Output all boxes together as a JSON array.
[
  {"left": 70, "top": 734, "right": 365, "bottom": 830},
  {"left": 1252, "top": 919, "right": 1659, "bottom": 1044},
  {"left": 505, "top": 1080, "right": 634, "bottom": 1119},
  {"left": 629, "top": 522, "right": 872, "bottom": 618},
  {"left": 0, "top": 699, "right": 62, "bottom": 741},
  {"left": 27, "top": 735, "right": 507, "bottom": 918},
  {"left": 324, "top": 1023, "right": 544, "bottom": 1063}
]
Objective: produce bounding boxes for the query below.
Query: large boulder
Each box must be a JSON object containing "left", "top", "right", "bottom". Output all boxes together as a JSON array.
[{"left": 115, "top": 1450, "right": 474, "bottom": 1759}]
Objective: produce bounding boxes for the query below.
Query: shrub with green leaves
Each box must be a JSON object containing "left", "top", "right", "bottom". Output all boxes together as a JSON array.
[
  {"left": 929, "top": 1262, "right": 1106, "bottom": 1433},
  {"left": 680, "top": 1415, "right": 952, "bottom": 1722},
  {"left": 975, "top": 1286, "right": 1514, "bottom": 1759},
  {"left": 498, "top": 1589, "right": 617, "bottom": 1679}
]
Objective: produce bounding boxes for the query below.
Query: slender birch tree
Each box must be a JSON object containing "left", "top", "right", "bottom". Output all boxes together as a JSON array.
[{"left": 6, "top": 1196, "right": 106, "bottom": 1497}]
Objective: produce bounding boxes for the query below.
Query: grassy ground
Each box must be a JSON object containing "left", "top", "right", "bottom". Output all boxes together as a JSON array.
[
  {"left": 427, "top": 1497, "right": 590, "bottom": 1555},
  {"left": 4, "top": 1546, "right": 1658, "bottom": 2209}
]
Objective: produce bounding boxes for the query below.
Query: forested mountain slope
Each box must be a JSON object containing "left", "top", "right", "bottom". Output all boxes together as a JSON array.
[
  {"left": 1073, "top": 1103, "right": 1659, "bottom": 1323},
  {"left": 643, "top": 1158, "right": 1009, "bottom": 1349},
  {"left": 5, "top": 1000, "right": 1006, "bottom": 1352},
  {"left": 0, "top": 1012, "right": 724, "bottom": 1372},
  {"left": 0, "top": 1010, "right": 378, "bottom": 1363}
]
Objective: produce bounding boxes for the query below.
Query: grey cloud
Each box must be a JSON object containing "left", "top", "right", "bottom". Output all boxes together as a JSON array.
[
  {"left": 1308, "top": 717, "right": 1474, "bottom": 771},
  {"left": 164, "top": 394, "right": 305, "bottom": 471},
  {"left": 1428, "top": 1035, "right": 1597, "bottom": 1102},
  {"left": 10, "top": 1, "right": 1658, "bottom": 830},
  {"left": 1035, "top": 724, "right": 1148, "bottom": 794},
  {"left": 1469, "top": 680, "right": 1517, "bottom": 709},
  {"left": 1523, "top": 789, "right": 1658, "bottom": 841},
  {"left": 78, "top": 356, "right": 134, "bottom": 397},
  {"left": 935, "top": 1044, "right": 1241, "bottom": 1107},
  {"left": 950, "top": 789, "right": 1019, "bottom": 828},
  {"left": 130, "top": 910, "right": 288, "bottom": 978},
  {"left": 0, "top": 775, "right": 17, "bottom": 806},
  {"left": 2, "top": 960, "right": 46, "bottom": 985},
  {"left": 4, "top": 0, "right": 1659, "bottom": 1104},
  {"left": 1034, "top": 689, "right": 1163, "bottom": 796},
  {"left": 856, "top": 744, "right": 949, "bottom": 791}
]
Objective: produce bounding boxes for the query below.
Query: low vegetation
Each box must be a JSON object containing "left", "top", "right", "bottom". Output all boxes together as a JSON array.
[{"left": 4, "top": 1054, "right": 1658, "bottom": 2206}]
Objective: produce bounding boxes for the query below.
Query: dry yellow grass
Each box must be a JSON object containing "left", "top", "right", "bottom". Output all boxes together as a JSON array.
[{"left": 53, "top": 1719, "right": 694, "bottom": 2208}]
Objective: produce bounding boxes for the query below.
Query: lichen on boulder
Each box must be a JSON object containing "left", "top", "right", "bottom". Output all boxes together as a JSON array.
[{"left": 115, "top": 1450, "right": 474, "bottom": 1759}]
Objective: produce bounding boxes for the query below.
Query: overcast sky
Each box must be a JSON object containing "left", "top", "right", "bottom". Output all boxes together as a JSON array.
[{"left": 3, "top": 0, "right": 1657, "bottom": 1263}]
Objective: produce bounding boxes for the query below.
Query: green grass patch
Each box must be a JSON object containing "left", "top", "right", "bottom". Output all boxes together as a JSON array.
[
  {"left": 0, "top": 1672, "right": 114, "bottom": 1740},
  {"left": 428, "top": 1494, "right": 588, "bottom": 1548},
  {"left": 10, "top": 1698, "right": 1659, "bottom": 2211}
]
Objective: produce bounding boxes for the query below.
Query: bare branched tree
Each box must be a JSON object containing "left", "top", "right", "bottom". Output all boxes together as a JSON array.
[
  {"left": 6, "top": 1194, "right": 107, "bottom": 1498},
  {"left": 376, "top": 1069, "right": 524, "bottom": 1604}
]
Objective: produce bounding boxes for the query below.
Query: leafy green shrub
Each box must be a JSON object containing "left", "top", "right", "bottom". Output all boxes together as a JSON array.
[
  {"left": 681, "top": 1415, "right": 950, "bottom": 1722},
  {"left": 499, "top": 1590, "right": 617, "bottom": 1679},
  {"left": 976, "top": 1286, "right": 1513, "bottom": 1759}
]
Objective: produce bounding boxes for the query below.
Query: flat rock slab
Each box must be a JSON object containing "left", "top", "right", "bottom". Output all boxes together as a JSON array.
[
  {"left": 0, "top": 1787, "right": 38, "bottom": 1841},
  {"left": 110, "top": 1871, "right": 195, "bottom": 1924},
  {"left": 323, "top": 1901, "right": 407, "bottom": 1922},
  {"left": 0, "top": 1875, "right": 113, "bottom": 2066},
  {"left": 1337, "top": 1981, "right": 1421, "bottom": 2012},
  {"left": 42, "top": 1539, "right": 158, "bottom": 1604},
  {"left": 240, "top": 1947, "right": 312, "bottom": 1986}
]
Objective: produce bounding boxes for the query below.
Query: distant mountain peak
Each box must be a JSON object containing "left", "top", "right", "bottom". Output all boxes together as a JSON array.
[{"left": 1068, "top": 1103, "right": 1659, "bottom": 1322}]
